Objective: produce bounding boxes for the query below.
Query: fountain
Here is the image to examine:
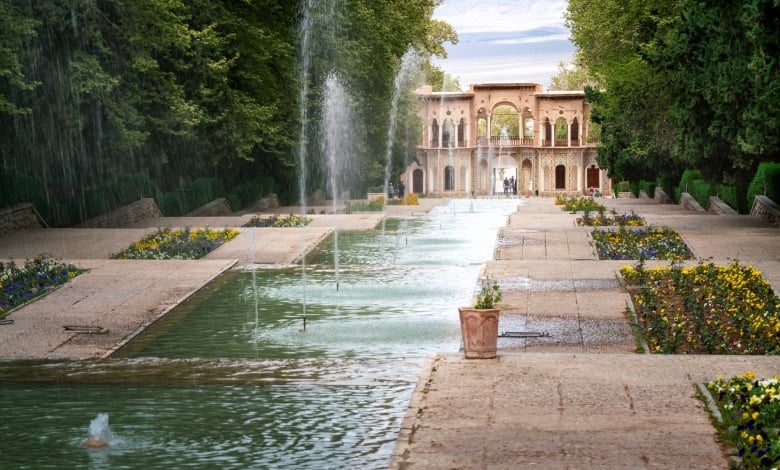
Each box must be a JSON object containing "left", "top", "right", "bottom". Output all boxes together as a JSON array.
[
  {"left": 379, "top": 48, "right": 423, "bottom": 260},
  {"left": 0, "top": 198, "right": 523, "bottom": 468},
  {"left": 0, "top": 2, "right": 525, "bottom": 468},
  {"left": 322, "top": 74, "right": 354, "bottom": 291},
  {"left": 83, "top": 413, "right": 117, "bottom": 448}
]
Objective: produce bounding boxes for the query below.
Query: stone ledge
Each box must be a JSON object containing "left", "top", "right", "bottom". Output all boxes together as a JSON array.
[
  {"left": 751, "top": 195, "right": 780, "bottom": 227},
  {"left": 243, "top": 193, "right": 280, "bottom": 212},
  {"left": 0, "top": 203, "right": 47, "bottom": 236},
  {"left": 654, "top": 187, "right": 672, "bottom": 204},
  {"left": 679, "top": 192, "right": 705, "bottom": 212},
  {"left": 185, "top": 198, "right": 232, "bottom": 217},
  {"left": 707, "top": 196, "right": 738, "bottom": 215},
  {"left": 78, "top": 198, "right": 162, "bottom": 228}
]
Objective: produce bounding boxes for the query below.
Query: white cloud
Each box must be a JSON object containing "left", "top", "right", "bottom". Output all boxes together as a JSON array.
[
  {"left": 434, "top": 0, "right": 569, "bottom": 35},
  {"left": 431, "top": 0, "right": 575, "bottom": 87}
]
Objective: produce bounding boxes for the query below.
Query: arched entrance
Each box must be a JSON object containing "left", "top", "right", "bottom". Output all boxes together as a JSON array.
[
  {"left": 413, "top": 169, "right": 423, "bottom": 193},
  {"left": 492, "top": 155, "right": 518, "bottom": 195},
  {"left": 444, "top": 165, "right": 455, "bottom": 191},
  {"left": 555, "top": 165, "right": 566, "bottom": 190},
  {"left": 587, "top": 165, "right": 599, "bottom": 190}
]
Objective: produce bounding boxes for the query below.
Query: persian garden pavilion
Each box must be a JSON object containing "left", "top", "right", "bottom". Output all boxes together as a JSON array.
[{"left": 402, "top": 83, "right": 610, "bottom": 197}]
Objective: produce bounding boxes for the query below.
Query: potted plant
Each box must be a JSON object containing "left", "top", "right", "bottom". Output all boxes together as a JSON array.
[{"left": 458, "top": 276, "right": 502, "bottom": 359}]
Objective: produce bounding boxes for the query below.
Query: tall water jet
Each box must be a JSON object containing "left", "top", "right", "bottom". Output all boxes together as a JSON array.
[
  {"left": 322, "top": 75, "right": 354, "bottom": 290},
  {"left": 383, "top": 49, "right": 422, "bottom": 200},
  {"left": 380, "top": 49, "right": 422, "bottom": 259}
]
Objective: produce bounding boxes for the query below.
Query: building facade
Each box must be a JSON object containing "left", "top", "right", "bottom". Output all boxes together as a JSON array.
[{"left": 402, "top": 83, "right": 610, "bottom": 197}]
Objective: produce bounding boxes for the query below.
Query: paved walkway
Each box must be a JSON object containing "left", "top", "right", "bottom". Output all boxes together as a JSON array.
[{"left": 389, "top": 197, "right": 780, "bottom": 469}]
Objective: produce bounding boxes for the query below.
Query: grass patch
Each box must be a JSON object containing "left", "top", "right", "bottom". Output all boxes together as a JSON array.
[{"left": 345, "top": 198, "right": 385, "bottom": 213}]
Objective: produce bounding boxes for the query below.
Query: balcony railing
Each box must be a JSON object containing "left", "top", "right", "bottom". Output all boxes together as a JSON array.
[{"left": 424, "top": 137, "right": 599, "bottom": 148}]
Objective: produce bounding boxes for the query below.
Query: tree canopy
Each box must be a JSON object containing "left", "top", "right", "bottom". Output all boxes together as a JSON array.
[
  {"left": 565, "top": 0, "right": 779, "bottom": 191},
  {"left": 0, "top": 0, "right": 453, "bottom": 224}
]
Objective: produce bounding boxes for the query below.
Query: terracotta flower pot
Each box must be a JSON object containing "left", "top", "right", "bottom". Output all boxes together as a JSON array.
[{"left": 458, "top": 307, "right": 499, "bottom": 359}]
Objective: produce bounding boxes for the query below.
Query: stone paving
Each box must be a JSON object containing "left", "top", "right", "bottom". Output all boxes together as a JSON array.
[{"left": 389, "top": 197, "right": 780, "bottom": 469}]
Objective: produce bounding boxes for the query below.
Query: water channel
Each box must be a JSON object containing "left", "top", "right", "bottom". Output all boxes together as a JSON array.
[{"left": 0, "top": 199, "right": 520, "bottom": 469}]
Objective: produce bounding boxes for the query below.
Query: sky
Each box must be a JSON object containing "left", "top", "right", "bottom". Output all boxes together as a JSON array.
[{"left": 431, "top": 0, "right": 575, "bottom": 89}]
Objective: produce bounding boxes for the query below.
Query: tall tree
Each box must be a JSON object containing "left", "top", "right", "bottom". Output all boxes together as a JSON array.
[
  {"left": 650, "top": 0, "right": 780, "bottom": 187},
  {"left": 566, "top": 0, "right": 682, "bottom": 183}
]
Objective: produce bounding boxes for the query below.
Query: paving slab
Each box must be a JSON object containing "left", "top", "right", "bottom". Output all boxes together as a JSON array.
[
  {"left": 0, "top": 259, "right": 236, "bottom": 359},
  {"left": 391, "top": 353, "right": 780, "bottom": 469}
]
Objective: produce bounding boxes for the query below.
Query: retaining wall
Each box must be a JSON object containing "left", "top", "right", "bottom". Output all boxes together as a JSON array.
[
  {"left": 707, "top": 197, "right": 738, "bottom": 215},
  {"left": 679, "top": 192, "right": 705, "bottom": 212},
  {"left": 185, "top": 198, "right": 232, "bottom": 217},
  {"left": 654, "top": 187, "right": 672, "bottom": 204},
  {"left": 0, "top": 204, "right": 46, "bottom": 236},
  {"left": 244, "top": 193, "right": 280, "bottom": 212},
  {"left": 751, "top": 195, "right": 780, "bottom": 227},
  {"left": 78, "top": 198, "right": 162, "bottom": 228}
]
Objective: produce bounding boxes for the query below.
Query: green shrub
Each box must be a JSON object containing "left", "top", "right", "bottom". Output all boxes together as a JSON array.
[
  {"left": 113, "top": 173, "right": 158, "bottom": 205},
  {"left": 639, "top": 180, "right": 656, "bottom": 198},
  {"left": 689, "top": 179, "right": 712, "bottom": 208},
  {"left": 0, "top": 170, "right": 47, "bottom": 213},
  {"left": 747, "top": 162, "right": 780, "bottom": 208},
  {"left": 678, "top": 169, "right": 701, "bottom": 194},
  {"left": 715, "top": 184, "right": 743, "bottom": 213},
  {"left": 616, "top": 181, "right": 631, "bottom": 193},
  {"left": 629, "top": 181, "right": 640, "bottom": 198},
  {"left": 190, "top": 177, "right": 225, "bottom": 208},
  {"left": 157, "top": 191, "right": 188, "bottom": 216},
  {"left": 228, "top": 177, "right": 278, "bottom": 210}
]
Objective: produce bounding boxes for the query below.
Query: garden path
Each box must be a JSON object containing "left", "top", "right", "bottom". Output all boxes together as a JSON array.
[{"left": 390, "top": 195, "right": 780, "bottom": 469}]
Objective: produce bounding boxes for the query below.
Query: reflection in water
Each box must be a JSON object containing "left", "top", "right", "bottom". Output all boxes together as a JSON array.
[{"left": 0, "top": 199, "right": 520, "bottom": 469}]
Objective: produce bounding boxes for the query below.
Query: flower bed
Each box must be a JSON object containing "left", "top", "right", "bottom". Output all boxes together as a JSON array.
[
  {"left": 110, "top": 227, "right": 239, "bottom": 260},
  {"left": 243, "top": 214, "right": 311, "bottom": 227},
  {"left": 0, "top": 257, "right": 83, "bottom": 316},
  {"left": 577, "top": 208, "right": 645, "bottom": 226},
  {"left": 592, "top": 226, "right": 692, "bottom": 260},
  {"left": 621, "top": 261, "right": 780, "bottom": 354},
  {"left": 345, "top": 198, "right": 385, "bottom": 213},
  {"left": 704, "top": 371, "right": 780, "bottom": 468},
  {"left": 555, "top": 195, "right": 605, "bottom": 212}
]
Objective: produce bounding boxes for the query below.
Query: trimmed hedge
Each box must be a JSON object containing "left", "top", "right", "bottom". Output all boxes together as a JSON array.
[{"left": 747, "top": 162, "right": 780, "bottom": 208}]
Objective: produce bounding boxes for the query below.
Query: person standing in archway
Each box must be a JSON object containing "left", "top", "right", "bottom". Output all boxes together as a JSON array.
[{"left": 399, "top": 180, "right": 405, "bottom": 199}]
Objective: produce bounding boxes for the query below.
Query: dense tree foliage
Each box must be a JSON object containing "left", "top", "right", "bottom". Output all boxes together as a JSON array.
[
  {"left": 566, "top": 0, "right": 779, "bottom": 196},
  {"left": 0, "top": 0, "right": 452, "bottom": 225}
]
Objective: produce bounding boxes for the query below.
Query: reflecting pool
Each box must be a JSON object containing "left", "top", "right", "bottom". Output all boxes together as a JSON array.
[{"left": 0, "top": 199, "right": 520, "bottom": 469}]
